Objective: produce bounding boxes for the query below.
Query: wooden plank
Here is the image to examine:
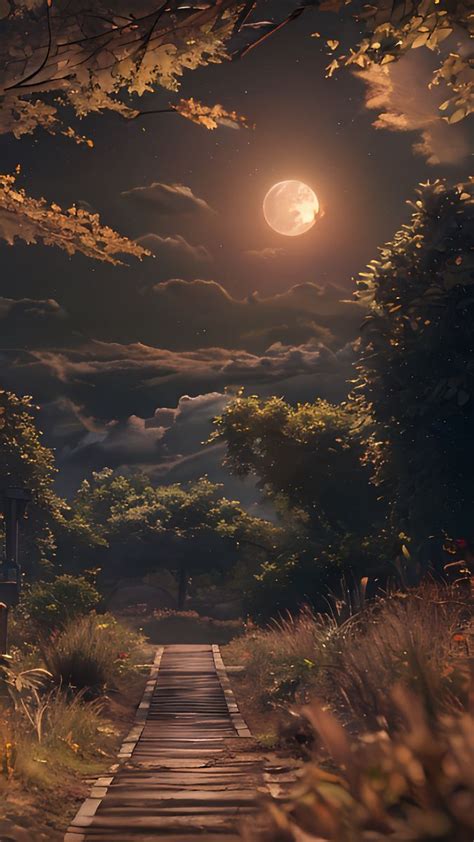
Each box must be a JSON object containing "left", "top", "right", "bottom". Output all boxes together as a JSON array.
[{"left": 66, "top": 643, "right": 297, "bottom": 841}]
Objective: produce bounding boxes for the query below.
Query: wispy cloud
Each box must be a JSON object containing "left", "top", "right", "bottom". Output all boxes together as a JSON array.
[{"left": 121, "top": 182, "right": 214, "bottom": 214}]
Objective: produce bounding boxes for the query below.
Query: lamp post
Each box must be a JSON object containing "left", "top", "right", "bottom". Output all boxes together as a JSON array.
[{"left": 0, "top": 487, "right": 31, "bottom": 654}]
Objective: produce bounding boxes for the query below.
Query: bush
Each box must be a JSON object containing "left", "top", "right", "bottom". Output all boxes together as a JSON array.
[
  {"left": 226, "top": 584, "right": 471, "bottom": 726},
  {"left": 227, "top": 607, "right": 339, "bottom": 707},
  {"left": 22, "top": 574, "right": 100, "bottom": 631},
  {"left": 250, "top": 689, "right": 474, "bottom": 842},
  {"left": 42, "top": 613, "right": 145, "bottom": 696},
  {"left": 327, "top": 583, "right": 470, "bottom": 728}
]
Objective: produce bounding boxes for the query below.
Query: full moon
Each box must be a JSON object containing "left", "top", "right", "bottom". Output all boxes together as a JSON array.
[{"left": 263, "top": 180, "right": 320, "bottom": 237}]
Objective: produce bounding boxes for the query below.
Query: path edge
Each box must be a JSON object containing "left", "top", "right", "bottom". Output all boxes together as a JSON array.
[
  {"left": 212, "top": 644, "right": 251, "bottom": 738},
  {"left": 64, "top": 646, "right": 164, "bottom": 841}
]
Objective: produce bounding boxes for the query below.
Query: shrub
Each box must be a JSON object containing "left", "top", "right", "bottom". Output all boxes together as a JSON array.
[
  {"left": 226, "top": 607, "right": 341, "bottom": 707},
  {"left": 249, "top": 689, "right": 474, "bottom": 842},
  {"left": 22, "top": 574, "right": 100, "bottom": 631},
  {"left": 326, "top": 583, "right": 470, "bottom": 728},
  {"left": 226, "top": 584, "right": 471, "bottom": 726},
  {"left": 42, "top": 613, "right": 145, "bottom": 696}
]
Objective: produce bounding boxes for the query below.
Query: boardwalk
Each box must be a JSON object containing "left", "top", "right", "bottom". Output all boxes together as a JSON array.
[{"left": 65, "top": 644, "right": 294, "bottom": 841}]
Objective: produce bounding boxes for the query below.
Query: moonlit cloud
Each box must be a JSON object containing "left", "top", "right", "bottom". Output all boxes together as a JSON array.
[
  {"left": 137, "top": 233, "right": 212, "bottom": 263},
  {"left": 244, "top": 247, "right": 285, "bottom": 260},
  {"left": 357, "top": 50, "right": 470, "bottom": 165},
  {"left": 121, "top": 182, "right": 214, "bottom": 215}
]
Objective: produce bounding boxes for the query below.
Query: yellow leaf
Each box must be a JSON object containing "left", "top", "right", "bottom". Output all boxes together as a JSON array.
[
  {"left": 412, "top": 32, "right": 429, "bottom": 48},
  {"left": 448, "top": 108, "right": 466, "bottom": 124}
]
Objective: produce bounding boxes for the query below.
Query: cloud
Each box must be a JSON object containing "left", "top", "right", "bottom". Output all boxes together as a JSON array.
[
  {"left": 244, "top": 247, "right": 285, "bottom": 260},
  {"left": 2, "top": 334, "right": 355, "bottom": 424},
  {"left": 0, "top": 296, "right": 71, "bottom": 347},
  {"left": 121, "top": 182, "right": 214, "bottom": 215},
  {"left": 46, "top": 390, "right": 271, "bottom": 513},
  {"left": 0, "top": 280, "right": 363, "bottom": 356},
  {"left": 357, "top": 50, "right": 470, "bottom": 165},
  {"left": 143, "top": 279, "right": 363, "bottom": 351},
  {"left": 137, "top": 233, "right": 212, "bottom": 264}
]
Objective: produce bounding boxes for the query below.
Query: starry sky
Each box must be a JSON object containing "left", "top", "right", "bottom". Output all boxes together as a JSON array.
[{"left": 0, "top": 3, "right": 471, "bottom": 503}]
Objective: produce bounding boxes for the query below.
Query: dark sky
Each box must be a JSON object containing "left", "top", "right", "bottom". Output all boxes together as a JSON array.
[{"left": 0, "top": 4, "right": 471, "bottom": 502}]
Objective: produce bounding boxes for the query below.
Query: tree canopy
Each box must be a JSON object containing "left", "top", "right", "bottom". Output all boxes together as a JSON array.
[
  {"left": 212, "top": 394, "right": 381, "bottom": 539},
  {"left": 355, "top": 178, "right": 474, "bottom": 546},
  {"left": 0, "top": 1, "right": 471, "bottom": 258},
  {"left": 65, "top": 468, "right": 270, "bottom": 606},
  {"left": 0, "top": 389, "right": 65, "bottom": 573}
]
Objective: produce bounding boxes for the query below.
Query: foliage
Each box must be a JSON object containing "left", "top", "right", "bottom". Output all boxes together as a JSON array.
[
  {"left": 328, "top": 0, "right": 473, "bottom": 127},
  {"left": 42, "top": 614, "right": 143, "bottom": 697},
  {"left": 250, "top": 687, "right": 474, "bottom": 842},
  {"left": 42, "top": 613, "right": 146, "bottom": 696},
  {"left": 213, "top": 395, "right": 379, "bottom": 539},
  {"left": 226, "top": 584, "right": 472, "bottom": 725},
  {"left": 0, "top": 170, "right": 150, "bottom": 264},
  {"left": 0, "top": 1, "right": 246, "bottom": 137},
  {"left": 0, "top": 656, "right": 52, "bottom": 743},
  {"left": 355, "top": 179, "right": 474, "bottom": 546},
  {"left": 1, "top": 2, "right": 470, "bottom": 136},
  {"left": 174, "top": 97, "right": 250, "bottom": 130},
  {"left": 21, "top": 574, "right": 101, "bottom": 631},
  {"left": 213, "top": 394, "right": 389, "bottom": 617},
  {"left": 65, "top": 469, "right": 271, "bottom": 606},
  {"left": 0, "top": 388, "right": 64, "bottom": 574}
]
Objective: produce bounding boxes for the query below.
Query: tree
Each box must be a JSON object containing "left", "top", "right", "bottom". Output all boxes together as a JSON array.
[
  {"left": 355, "top": 179, "right": 474, "bottom": 550},
  {"left": 65, "top": 469, "right": 268, "bottom": 607},
  {"left": 0, "top": 170, "right": 150, "bottom": 264},
  {"left": 0, "top": 2, "right": 470, "bottom": 255},
  {"left": 212, "top": 394, "right": 380, "bottom": 540},
  {"left": 0, "top": 388, "right": 65, "bottom": 574},
  {"left": 1, "top": 2, "right": 470, "bottom": 138},
  {"left": 212, "top": 394, "right": 390, "bottom": 617}
]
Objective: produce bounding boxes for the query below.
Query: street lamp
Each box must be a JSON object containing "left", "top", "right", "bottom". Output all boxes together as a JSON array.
[{"left": 0, "top": 487, "right": 31, "bottom": 654}]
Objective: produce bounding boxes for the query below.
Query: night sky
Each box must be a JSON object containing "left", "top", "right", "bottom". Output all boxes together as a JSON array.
[{"left": 1, "top": 4, "right": 471, "bottom": 502}]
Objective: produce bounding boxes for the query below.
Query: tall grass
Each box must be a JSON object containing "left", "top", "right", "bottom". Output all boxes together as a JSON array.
[
  {"left": 328, "top": 585, "right": 469, "bottom": 727},
  {"left": 226, "top": 584, "right": 471, "bottom": 725},
  {"left": 42, "top": 613, "right": 146, "bottom": 695}
]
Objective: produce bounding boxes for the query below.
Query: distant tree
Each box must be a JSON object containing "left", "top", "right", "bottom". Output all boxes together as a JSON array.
[
  {"left": 66, "top": 469, "right": 268, "bottom": 607},
  {"left": 212, "top": 394, "right": 391, "bottom": 617},
  {"left": 0, "top": 388, "right": 65, "bottom": 574},
  {"left": 355, "top": 179, "right": 474, "bottom": 551},
  {"left": 212, "top": 394, "right": 380, "bottom": 540}
]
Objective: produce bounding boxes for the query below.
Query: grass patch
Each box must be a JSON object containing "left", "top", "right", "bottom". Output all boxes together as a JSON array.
[
  {"left": 224, "top": 583, "right": 472, "bottom": 734},
  {"left": 0, "top": 611, "right": 151, "bottom": 836},
  {"left": 42, "top": 613, "right": 146, "bottom": 696},
  {"left": 131, "top": 609, "right": 245, "bottom": 644}
]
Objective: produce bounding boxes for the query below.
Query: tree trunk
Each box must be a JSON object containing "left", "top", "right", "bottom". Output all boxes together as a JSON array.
[{"left": 178, "top": 564, "right": 188, "bottom": 610}]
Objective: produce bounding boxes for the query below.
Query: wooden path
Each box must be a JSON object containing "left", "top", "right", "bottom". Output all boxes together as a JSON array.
[{"left": 65, "top": 644, "right": 295, "bottom": 841}]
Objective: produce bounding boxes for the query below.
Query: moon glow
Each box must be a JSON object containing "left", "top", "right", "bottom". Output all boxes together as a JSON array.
[{"left": 263, "top": 180, "right": 320, "bottom": 237}]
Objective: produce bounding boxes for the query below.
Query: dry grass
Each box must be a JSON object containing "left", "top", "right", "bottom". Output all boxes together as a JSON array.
[
  {"left": 0, "top": 612, "right": 151, "bottom": 834},
  {"left": 246, "top": 688, "right": 474, "bottom": 842},
  {"left": 225, "top": 584, "right": 472, "bottom": 730},
  {"left": 235, "top": 584, "right": 473, "bottom": 841},
  {"left": 327, "top": 585, "right": 470, "bottom": 728},
  {"left": 42, "top": 613, "right": 147, "bottom": 696}
]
